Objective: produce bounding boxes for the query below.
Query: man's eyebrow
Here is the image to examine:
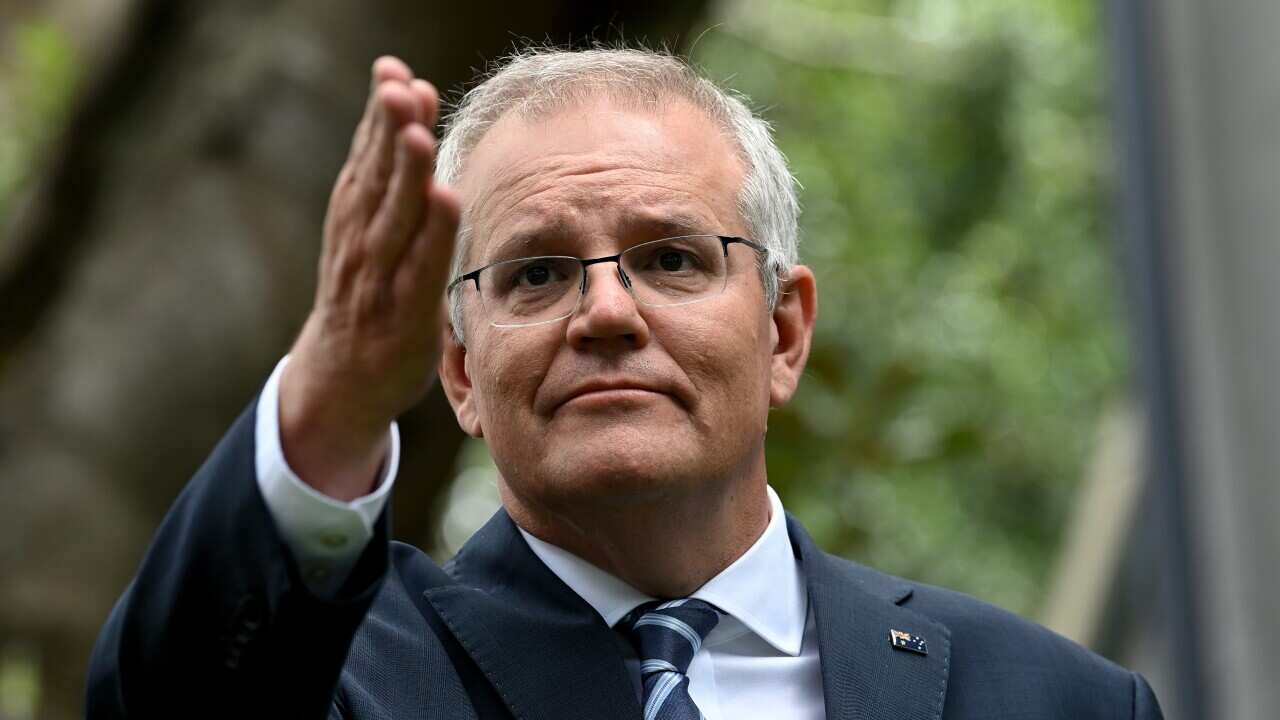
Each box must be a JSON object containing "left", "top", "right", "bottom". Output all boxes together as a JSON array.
[
  {"left": 483, "top": 224, "right": 570, "bottom": 261},
  {"left": 626, "top": 212, "right": 720, "bottom": 238},
  {"left": 481, "top": 212, "right": 723, "bottom": 263},
  {"left": 487, "top": 231, "right": 542, "bottom": 259}
]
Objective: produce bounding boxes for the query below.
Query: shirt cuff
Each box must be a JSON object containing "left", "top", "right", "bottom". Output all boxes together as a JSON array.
[{"left": 254, "top": 355, "right": 399, "bottom": 597}]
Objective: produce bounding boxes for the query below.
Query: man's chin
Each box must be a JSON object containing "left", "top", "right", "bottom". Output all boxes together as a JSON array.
[{"left": 536, "top": 442, "right": 703, "bottom": 507}]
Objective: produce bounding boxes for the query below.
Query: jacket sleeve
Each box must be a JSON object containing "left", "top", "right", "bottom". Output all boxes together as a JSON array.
[
  {"left": 1132, "top": 672, "right": 1165, "bottom": 720},
  {"left": 85, "top": 397, "right": 392, "bottom": 719}
]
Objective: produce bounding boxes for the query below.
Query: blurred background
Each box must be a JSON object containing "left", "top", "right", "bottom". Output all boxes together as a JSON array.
[{"left": 1, "top": 0, "right": 1276, "bottom": 718}]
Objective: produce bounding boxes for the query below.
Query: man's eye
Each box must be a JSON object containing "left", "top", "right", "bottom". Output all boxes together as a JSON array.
[
  {"left": 522, "top": 264, "right": 552, "bottom": 286},
  {"left": 657, "top": 250, "right": 693, "bottom": 272},
  {"left": 507, "top": 260, "right": 573, "bottom": 290}
]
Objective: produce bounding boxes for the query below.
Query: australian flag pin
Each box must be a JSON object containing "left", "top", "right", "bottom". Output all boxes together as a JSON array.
[{"left": 889, "top": 629, "right": 928, "bottom": 656}]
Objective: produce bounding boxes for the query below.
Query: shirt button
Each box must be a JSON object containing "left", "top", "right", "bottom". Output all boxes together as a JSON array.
[
  {"left": 318, "top": 530, "right": 348, "bottom": 549},
  {"left": 306, "top": 564, "right": 332, "bottom": 583}
]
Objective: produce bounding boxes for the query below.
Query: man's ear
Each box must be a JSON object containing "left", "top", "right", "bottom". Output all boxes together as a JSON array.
[
  {"left": 438, "top": 324, "right": 484, "bottom": 438},
  {"left": 769, "top": 265, "right": 817, "bottom": 407}
]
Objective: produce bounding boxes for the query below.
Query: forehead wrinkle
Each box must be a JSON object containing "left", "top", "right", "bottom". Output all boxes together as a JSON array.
[
  {"left": 465, "top": 106, "right": 740, "bottom": 223},
  {"left": 470, "top": 168, "right": 734, "bottom": 262},
  {"left": 477, "top": 154, "right": 670, "bottom": 221},
  {"left": 465, "top": 152, "right": 616, "bottom": 238}
]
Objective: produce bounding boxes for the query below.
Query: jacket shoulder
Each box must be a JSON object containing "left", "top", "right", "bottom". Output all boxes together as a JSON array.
[
  {"left": 904, "top": 575, "right": 1153, "bottom": 719},
  {"left": 816, "top": 552, "right": 1155, "bottom": 718}
]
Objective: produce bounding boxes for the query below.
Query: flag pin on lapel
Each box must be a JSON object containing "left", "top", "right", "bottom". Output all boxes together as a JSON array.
[{"left": 889, "top": 629, "right": 928, "bottom": 656}]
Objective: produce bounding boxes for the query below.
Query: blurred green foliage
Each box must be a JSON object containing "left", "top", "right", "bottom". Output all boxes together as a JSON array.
[
  {"left": 0, "top": 21, "right": 78, "bottom": 226},
  {"left": 692, "top": 0, "right": 1127, "bottom": 615}
]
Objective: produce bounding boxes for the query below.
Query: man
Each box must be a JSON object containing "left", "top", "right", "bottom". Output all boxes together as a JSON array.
[{"left": 87, "top": 48, "right": 1162, "bottom": 719}]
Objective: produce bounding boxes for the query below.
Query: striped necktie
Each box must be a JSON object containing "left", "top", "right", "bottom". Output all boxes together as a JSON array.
[{"left": 621, "top": 598, "right": 722, "bottom": 720}]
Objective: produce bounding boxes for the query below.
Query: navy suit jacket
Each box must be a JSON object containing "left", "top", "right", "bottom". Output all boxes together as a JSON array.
[{"left": 87, "top": 399, "right": 1163, "bottom": 719}]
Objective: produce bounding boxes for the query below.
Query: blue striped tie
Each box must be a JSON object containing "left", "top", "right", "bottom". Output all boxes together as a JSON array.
[{"left": 621, "top": 598, "right": 722, "bottom": 720}]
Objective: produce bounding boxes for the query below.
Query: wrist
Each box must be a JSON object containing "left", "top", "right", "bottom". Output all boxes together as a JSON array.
[{"left": 278, "top": 357, "right": 392, "bottom": 502}]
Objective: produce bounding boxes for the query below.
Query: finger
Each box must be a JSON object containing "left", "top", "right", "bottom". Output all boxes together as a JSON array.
[
  {"left": 349, "top": 56, "right": 415, "bottom": 164},
  {"left": 373, "top": 56, "right": 413, "bottom": 89},
  {"left": 366, "top": 124, "right": 434, "bottom": 272},
  {"left": 410, "top": 78, "right": 440, "bottom": 129},
  {"left": 401, "top": 182, "right": 462, "bottom": 305},
  {"left": 352, "top": 81, "right": 418, "bottom": 214}
]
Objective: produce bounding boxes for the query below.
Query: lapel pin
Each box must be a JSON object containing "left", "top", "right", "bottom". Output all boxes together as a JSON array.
[{"left": 889, "top": 629, "right": 928, "bottom": 656}]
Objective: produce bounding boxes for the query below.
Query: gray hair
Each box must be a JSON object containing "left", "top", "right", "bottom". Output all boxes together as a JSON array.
[{"left": 436, "top": 47, "right": 800, "bottom": 341}]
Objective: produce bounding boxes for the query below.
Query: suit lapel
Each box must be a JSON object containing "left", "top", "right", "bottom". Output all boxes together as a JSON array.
[
  {"left": 788, "top": 516, "right": 952, "bottom": 720},
  {"left": 417, "top": 508, "right": 951, "bottom": 720},
  {"left": 423, "top": 511, "right": 642, "bottom": 720}
]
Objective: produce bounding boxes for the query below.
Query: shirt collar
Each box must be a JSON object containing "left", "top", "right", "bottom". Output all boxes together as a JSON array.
[{"left": 516, "top": 485, "right": 808, "bottom": 657}]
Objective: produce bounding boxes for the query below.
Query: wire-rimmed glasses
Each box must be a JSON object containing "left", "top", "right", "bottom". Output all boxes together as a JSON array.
[{"left": 447, "top": 234, "right": 766, "bottom": 328}]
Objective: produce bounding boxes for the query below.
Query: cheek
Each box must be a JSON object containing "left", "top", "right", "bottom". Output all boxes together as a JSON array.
[
  {"left": 671, "top": 313, "right": 772, "bottom": 420},
  {"left": 470, "top": 330, "right": 553, "bottom": 420}
]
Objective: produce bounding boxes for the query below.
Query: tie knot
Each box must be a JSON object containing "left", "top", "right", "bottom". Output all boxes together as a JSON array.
[{"left": 621, "top": 598, "right": 722, "bottom": 677}]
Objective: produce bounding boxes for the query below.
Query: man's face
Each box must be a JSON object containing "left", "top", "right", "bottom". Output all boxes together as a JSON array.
[{"left": 443, "top": 97, "right": 782, "bottom": 512}]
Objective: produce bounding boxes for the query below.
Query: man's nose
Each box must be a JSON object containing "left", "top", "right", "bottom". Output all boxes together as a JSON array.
[{"left": 565, "top": 262, "right": 651, "bottom": 348}]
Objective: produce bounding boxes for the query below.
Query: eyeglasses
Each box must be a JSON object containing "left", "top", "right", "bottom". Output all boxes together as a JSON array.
[{"left": 447, "top": 234, "right": 766, "bottom": 328}]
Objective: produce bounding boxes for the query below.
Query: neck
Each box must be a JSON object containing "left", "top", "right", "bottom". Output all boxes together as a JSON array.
[{"left": 501, "top": 456, "right": 772, "bottom": 599}]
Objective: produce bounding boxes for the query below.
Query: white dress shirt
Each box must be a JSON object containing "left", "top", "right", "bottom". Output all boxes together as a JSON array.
[
  {"left": 254, "top": 357, "right": 826, "bottom": 719},
  {"left": 519, "top": 488, "right": 825, "bottom": 720}
]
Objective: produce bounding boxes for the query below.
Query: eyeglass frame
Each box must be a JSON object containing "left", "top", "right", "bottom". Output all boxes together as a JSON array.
[{"left": 446, "top": 234, "right": 768, "bottom": 328}]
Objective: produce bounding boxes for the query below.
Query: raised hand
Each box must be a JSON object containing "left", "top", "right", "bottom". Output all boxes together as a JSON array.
[{"left": 278, "top": 56, "right": 461, "bottom": 501}]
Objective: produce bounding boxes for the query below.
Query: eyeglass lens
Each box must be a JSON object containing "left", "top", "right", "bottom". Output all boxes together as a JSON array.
[{"left": 475, "top": 235, "right": 732, "bottom": 327}]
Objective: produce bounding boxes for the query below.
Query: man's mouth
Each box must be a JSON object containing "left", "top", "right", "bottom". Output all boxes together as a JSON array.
[{"left": 558, "top": 379, "right": 671, "bottom": 411}]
